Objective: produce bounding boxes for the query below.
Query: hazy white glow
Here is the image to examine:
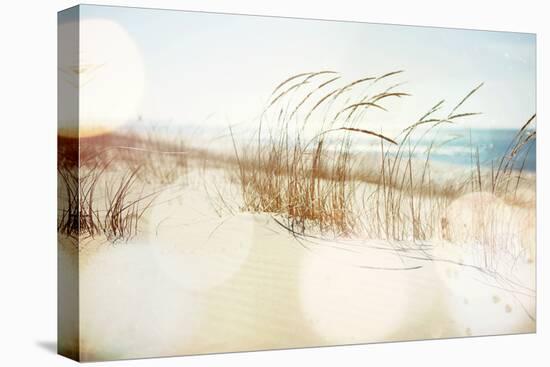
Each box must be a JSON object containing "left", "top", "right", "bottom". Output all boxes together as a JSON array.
[
  {"left": 79, "top": 242, "right": 201, "bottom": 360},
  {"left": 299, "top": 246, "right": 437, "bottom": 343},
  {"left": 149, "top": 190, "right": 253, "bottom": 291},
  {"left": 78, "top": 19, "right": 145, "bottom": 137},
  {"left": 432, "top": 192, "right": 536, "bottom": 336},
  {"left": 433, "top": 244, "right": 535, "bottom": 336}
]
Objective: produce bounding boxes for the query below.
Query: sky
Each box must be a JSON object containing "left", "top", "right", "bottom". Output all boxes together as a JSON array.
[{"left": 73, "top": 4, "right": 536, "bottom": 136}]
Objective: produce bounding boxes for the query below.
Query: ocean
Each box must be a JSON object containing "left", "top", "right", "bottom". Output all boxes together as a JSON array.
[
  {"left": 342, "top": 128, "right": 536, "bottom": 172},
  {"left": 124, "top": 121, "right": 536, "bottom": 173},
  {"left": 403, "top": 128, "right": 535, "bottom": 172}
]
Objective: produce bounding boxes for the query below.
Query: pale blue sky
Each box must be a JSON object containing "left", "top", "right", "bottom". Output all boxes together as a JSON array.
[{"left": 78, "top": 4, "right": 536, "bottom": 133}]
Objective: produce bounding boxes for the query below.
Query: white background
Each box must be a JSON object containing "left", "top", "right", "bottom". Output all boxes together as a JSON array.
[{"left": 0, "top": 0, "right": 547, "bottom": 365}]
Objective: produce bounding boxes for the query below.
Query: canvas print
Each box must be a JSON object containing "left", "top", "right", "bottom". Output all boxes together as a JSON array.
[{"left": 58, "top": 5, "right": 536, "bottom": 362}]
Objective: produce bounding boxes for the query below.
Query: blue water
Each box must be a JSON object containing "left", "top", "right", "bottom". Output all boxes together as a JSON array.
[
  {"left": 349, "top": 128, "right": 536, "bottom": 172},
  {"left": 417, "top": 129, "right": 535, "bottom": 172},
  {"left": 124, "top": 121, "right": 536, "bottom": 172}
]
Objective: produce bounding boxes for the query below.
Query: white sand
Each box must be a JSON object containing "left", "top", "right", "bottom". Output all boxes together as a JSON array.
[{"left": 60, "top": 167, "right": 535, "bottom": 361}]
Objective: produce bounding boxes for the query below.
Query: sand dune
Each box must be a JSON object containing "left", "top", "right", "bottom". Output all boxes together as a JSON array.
[{"left": 60, "top": 167, "right": 535, "bottom": 361}]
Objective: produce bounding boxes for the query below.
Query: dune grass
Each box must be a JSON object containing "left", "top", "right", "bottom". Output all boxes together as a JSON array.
[
  {"left": 229, "top": 70, "right": 536, "bottom": 267},
  {"left": 57, "top": 125, "right": 189, "bottom": 243},
  {"left": 230, "top": 70, "right": 409, "bottom": 235},
  {"left": 58, "top": 70, "right": 536, "bottom": 269},
  {"left": 369, "top": 83, "right": 486, "bottom": 241},
  {"left": 57, "top": 161, "right": 158, "bottom": 242},
  {"left": 121, "top": 126, "right": 189, "bottom": 185}
]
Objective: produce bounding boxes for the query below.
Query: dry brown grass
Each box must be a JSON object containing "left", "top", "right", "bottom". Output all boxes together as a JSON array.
[
  {"left": 57, "top": 161, "right": 159, "bottom": 243},
  {"left": 228, "top": 70, "right": 536, "bottom": 268},
  {"left": 57, "top": 125, "right": 188, "bottom": 243},
  {"left": 58, "top": 71, "right": 536, "bottom": 270},
  {"left": 120, "top": 126, "right": 189, "bottom": 185},
  {"left": 230, "top": 70, "right": 408, "bottom": 235},
  {"left": 368, "top": 84, "right": 485, "bottom": 241}
]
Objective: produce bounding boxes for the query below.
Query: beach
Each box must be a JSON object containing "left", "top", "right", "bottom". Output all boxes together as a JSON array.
[{"left": 58, "top": 159, "right": 535, "bottom": 361}]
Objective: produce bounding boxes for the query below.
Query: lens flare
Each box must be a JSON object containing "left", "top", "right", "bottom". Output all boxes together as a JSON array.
[{"left": 59, "top": 18, "right": 145, "bottom": 138}]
